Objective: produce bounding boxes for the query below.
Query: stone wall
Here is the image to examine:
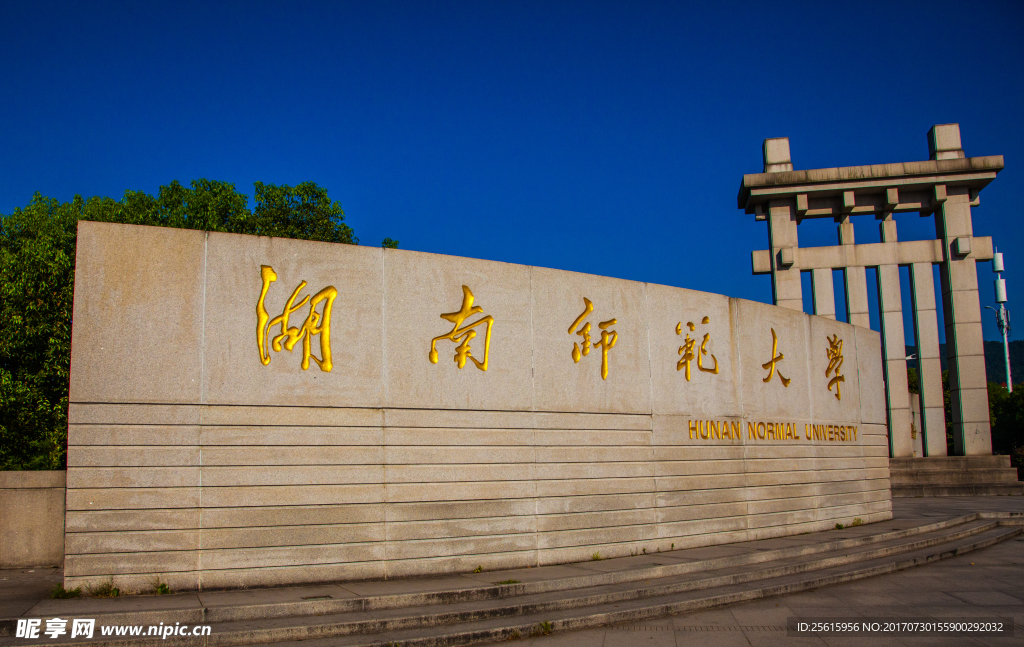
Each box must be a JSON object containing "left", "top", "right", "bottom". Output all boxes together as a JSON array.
[
  {"left": 0, "top": 471, "right": 65, "bottom": 568},
  {"left": 65, "top": 221, "right": 890, "bottom": 592}
]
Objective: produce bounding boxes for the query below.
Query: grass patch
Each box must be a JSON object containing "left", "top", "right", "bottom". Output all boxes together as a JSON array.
[
  {"left": 495, "top": 579, "right": 520, "bottom": 585},
  {"left": 89, "top": 579, "right": 119, "bottom": 598},
  {"left": 50, "top": 584, "right": 82, "bottom": 599},
  {"left": 590, "top": 552, "right": 602, "bottom": 561}
]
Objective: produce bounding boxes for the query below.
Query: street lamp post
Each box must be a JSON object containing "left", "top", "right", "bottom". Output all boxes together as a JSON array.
[{"left": 987, "top": 249, "right": 1012, "bottom": 392}]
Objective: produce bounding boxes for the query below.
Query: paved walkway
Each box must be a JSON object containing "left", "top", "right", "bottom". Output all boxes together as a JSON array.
[
  {"left": 516, "top": 537, "right": 1023, "bottom": 646},
  {"left": 2, "top": 497, "right": 1021, "bottom": 646},
  {"left": 514, "top": 498, "right": 1024, "bottom": 647}
]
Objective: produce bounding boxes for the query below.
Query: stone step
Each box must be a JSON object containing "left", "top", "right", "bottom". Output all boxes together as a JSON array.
[
  {"left": 208, "top": 525, "right": 1021, "bottom": 647},
  {"left": 15, "top": 515, "right": 995, "bottom": 628},
  {"left": 890, "top": 467, "right": 1022, "bottom": 485},
  {"left": 202, "top": 517, "right": 991, "bottom": 625},
  {"left": 267, "top": 525, "right": 1019, "bottom": 647},
  {"left": 203, "top": 521, "right": 1009, "bottom": 646},
  {"left": 888, "top": 455, "right": 1013, "bottom": 470},
  {"left": 888, "top": 455, "right": 1023, "bottom": 496},
  {"left": 893, "top": 484, "right": 1024, "bottom": 497},
  {"left": 14, "top": 513, "right": 1022, "bottom": 647}
]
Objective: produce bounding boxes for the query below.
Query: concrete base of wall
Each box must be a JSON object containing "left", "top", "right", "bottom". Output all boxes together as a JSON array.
[
  {"left": 890, "top": 456, "right": 1023, "bottom": 497},
  {"left": 0, "top": 471, "right": 66, "bottom": 567}
]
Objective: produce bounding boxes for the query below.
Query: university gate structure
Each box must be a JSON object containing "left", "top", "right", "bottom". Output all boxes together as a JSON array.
[
  {"left": 739, "top": 124, "right": 1020, "bottom": 489},
  {"left": 61, "top": 123, "right": 1018, "bottom": 594}
]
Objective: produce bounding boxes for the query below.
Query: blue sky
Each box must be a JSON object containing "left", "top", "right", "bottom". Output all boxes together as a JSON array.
[{"left": 2, "top": 0, "right": 1021, "bottom": 343}]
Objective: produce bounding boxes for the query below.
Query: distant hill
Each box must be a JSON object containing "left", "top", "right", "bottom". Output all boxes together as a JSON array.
[{"left": 905, "top": 340, "right": 1023, "bottom": 386}]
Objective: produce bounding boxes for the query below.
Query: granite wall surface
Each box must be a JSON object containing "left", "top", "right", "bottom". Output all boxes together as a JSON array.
[
  {"left": 65, "top": 221, "right": 890, "bottom": 592},
  {"left": 0, "top": 471, "right": 66, "bottom": 568}
]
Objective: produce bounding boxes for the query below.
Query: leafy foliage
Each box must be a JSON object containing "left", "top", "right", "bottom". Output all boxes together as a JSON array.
[
  {"left": 50, "top": 584, "right": 82, "bottom": 599},
  {"left": 1, "top": 180, "right": 371, "bottom": 470},
  {"left": 909, "top": 365, "right": 1022, "bottom": 461},
  {"left": 88, "top": 579, "right": 119, "bottom": 598},
  {"left": 989, "top": 382, "right": 1024, "bottom": 478},
  {"left": 907, "top": 367, "right": 919, "bottom": 394}
]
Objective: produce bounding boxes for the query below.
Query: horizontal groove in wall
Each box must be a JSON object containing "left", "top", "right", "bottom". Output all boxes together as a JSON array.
[{"left": 64, "top": 485, "right": 892, "bottom": 535}]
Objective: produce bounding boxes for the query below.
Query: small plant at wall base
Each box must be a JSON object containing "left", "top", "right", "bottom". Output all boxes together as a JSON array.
[
  {"left": 150, "top": 575, "right": 171, "bottom": 595},
  {"left": 50, "top": 584, "right": 81, "bottom": 599},
  {"left": 88, "top": 579, "right": 119, "bottom": 598}
]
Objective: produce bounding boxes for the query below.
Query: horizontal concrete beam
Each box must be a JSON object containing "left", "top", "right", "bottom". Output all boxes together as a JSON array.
[
  {"left": 738, "top": 155, "right": 1003, "bottom": 212},
  {"left": 787, "top": 187, "right": 980, "bottom": 221},
  {"left": 751, "top": 237, "right": 994, "bottom": 274}
]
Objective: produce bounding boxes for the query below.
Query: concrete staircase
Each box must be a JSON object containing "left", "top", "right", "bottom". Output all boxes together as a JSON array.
[
  {"left": 7, "top": 512, "right": 1022, "bottom": 647},
  {"left": 890, "top": 456, "right": 1024, "bottom": 497}
]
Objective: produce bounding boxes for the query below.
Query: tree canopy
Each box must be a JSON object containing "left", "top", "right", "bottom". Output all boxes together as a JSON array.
[{"left": 0, "top": 179, "right": 392, "bottom": 470}]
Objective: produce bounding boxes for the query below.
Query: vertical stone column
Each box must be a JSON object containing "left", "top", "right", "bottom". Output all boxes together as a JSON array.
[
  {"left": 928, "top": 123, "right": 991, "bottom": 455},
  {"left": 838, "top": 216, "right": 871, "bottom": 328},
  {"left": 879, "top": 207, "right": 898, "bottom": 243},
  {"left": 935, "top": 190, "right": 992, "bottom": 455},
  {"left": 909, "top": 262, "right": 947, "bottom": 456},
  {"left": 762, "top": 138, "right": 802, "bottom": 312},
  {"left": 811, "top": 269, "right": 836, "bottom": 319},
  {"left": 768, "top": 200, "right": 802, "bottom": 311},
  {"left": 877, "top": 264, "right": 912, "bottom": 457}
]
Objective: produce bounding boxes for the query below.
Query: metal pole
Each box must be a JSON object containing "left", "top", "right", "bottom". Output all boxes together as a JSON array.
[
  {"left": 992, "top": 248, "right": 1011, "bottom": 391},
  {"left": 1002, "top": 305, "right": 1012, "bottom": 391}
]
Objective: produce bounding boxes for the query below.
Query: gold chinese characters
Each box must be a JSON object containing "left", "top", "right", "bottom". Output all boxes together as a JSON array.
[
  {"left": 569, "top": 297, "right": 617, "bottom": 379},
  {"left": 429, "top": 285, "right": 494, "bottom": 371},
  {"left": 825, "top": 334, "right": 844, "bottom": 400},
  {"left": 676, "top": 316, "right": 719, "bottom": 380},
  {"left": 761, "top": 328, "right": 791, "bottom": 387},
  {"left": 252, "top": 270, "right": 846, "bottom": 399},
  {"left": 256, "top": 265, "right": 337, "bottom": 372}
]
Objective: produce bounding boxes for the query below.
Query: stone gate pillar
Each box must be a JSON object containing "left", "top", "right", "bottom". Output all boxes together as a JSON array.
[
  {"left": 930, "top": 126, "right": 992, "bottom": 455},
  {"left": 877, "top": 263, "right": 913, "bottom": 457},
  {"left": 762, "top": 138, "right": 802, "bottom": 312},
  {"left": 909, "top": 262, "right": 947, "bottom": 456},
  {"left": 740, "top": 123, "right": 1002, "bottom": 458}
]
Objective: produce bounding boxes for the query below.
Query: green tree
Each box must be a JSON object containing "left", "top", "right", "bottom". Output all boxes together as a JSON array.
[
  {"left": 248, "top": 182, "right": 356, "bottom": 243},
  {"left": 1, "top": 180, "right": 378, "bottom": 470},
  {"left": 988, "top": 382, "right": 1024, "bottom": 478},
  {"left": 908, "top": 367, "right": 1024, "bottom": 464}
]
